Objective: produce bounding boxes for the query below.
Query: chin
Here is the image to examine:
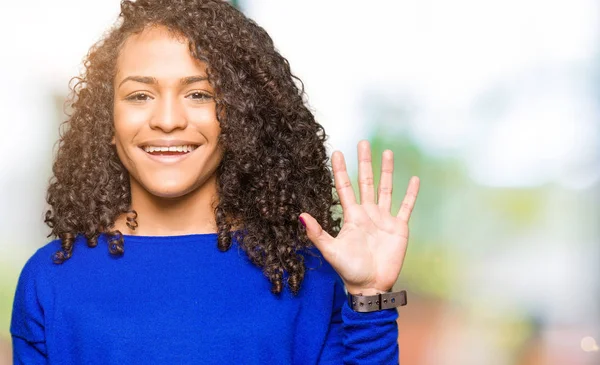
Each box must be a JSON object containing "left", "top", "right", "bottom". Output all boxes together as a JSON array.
[
  {"left": 136, "top": 176, "right": 201, "bottom": 199},
  {"left": 130, "top": 169, "right": 218, "bottom": 201},
  {"left": 147, "top": 184, "right": 198, "bottom": 199},
  {"left": 149, "top": 189, "right": 190, "bottom": 199}
]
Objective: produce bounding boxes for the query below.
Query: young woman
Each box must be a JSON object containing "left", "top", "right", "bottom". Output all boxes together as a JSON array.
[{"left": 10, "top": 0, "right": 420, "bottom": 364}]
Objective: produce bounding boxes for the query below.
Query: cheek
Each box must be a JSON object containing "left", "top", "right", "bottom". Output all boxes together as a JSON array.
[
  {"left": 112, "top": 103, "right": 149, "bottom": 172},
  {"left": 189, "top": 107, "right": 221, "bottom": 138},
  {"left": 113, "top": 103, "right": 151, "bottom": 141}
]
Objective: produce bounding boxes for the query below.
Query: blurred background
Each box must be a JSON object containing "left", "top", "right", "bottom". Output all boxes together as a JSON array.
[{"left": 1, "top": 0, "right": 599, "bottom": 364}]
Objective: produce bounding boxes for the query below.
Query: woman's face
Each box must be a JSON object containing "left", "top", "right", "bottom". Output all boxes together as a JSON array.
[{"left": 112, "top": 26, "right": 222, "bottom": 199}]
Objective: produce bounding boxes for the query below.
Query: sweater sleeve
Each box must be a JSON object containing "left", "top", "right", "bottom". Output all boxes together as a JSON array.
[
  {"left": 319, "top": 277, "right": 400, "bottom": 365},
  {"left": 10, "top": 251, "right": 50, "bottom": 364}
]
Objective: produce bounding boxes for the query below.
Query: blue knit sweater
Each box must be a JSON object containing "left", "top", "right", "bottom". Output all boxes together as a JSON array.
[{"left": 11, "top": 233, "right": 400, "bottom": 364}]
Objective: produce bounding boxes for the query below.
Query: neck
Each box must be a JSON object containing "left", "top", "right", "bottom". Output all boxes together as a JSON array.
[{"left": 113, "top": 175, "right": 219, "bottom": 236}]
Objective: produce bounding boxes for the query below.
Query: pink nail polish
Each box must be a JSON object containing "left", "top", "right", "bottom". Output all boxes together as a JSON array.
[{"left": 299, "top": 216, "right": 306, "bottom": 227}]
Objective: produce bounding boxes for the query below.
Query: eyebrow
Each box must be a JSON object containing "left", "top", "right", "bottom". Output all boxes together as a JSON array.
[
  {"left": 118, "top": 75, "right": 209, "bottom": 89},
  {"left": 118, "top": 76, "right": 158, "bottom": 89},
  {"left": 180, "top": 75, "right": 209, "bottom": 86}
]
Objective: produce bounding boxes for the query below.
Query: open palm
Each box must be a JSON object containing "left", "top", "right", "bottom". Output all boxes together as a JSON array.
[{"left": 300, "top": 140, "right": 420, "bottom": 295}]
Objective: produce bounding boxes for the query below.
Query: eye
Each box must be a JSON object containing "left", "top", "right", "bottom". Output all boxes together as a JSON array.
[
  {"left": 125, "top": 92, "right": 153, "bottom": 102},
  {"left": 186, "top": 91, "right": 212, "bottom": 102}
]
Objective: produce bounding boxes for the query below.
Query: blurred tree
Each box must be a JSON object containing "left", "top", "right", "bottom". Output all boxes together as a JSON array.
[
  {"left": 230, "top": 0, "right": 242, "bottom": 11},
  {"left": 367, "top": 129, "right": 463, "bottom": 298},
  {"left": 363, "top": 97, "right": 547, "bottom": 299}
]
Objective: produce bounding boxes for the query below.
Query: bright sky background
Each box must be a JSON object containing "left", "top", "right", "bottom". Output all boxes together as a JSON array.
[
  {"left": 0, "top": 0, "right": 598, "bottom": 248},
  {"left": 1, "top": 0, "right": 597, "bottom": 189},
  {"left": 247, "top": 0, "right": 600, "bottom": 188}
]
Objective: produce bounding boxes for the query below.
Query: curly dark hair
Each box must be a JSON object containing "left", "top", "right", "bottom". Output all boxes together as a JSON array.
[{"left": 45, "top": 0, "right": 342, "bottom": 295}]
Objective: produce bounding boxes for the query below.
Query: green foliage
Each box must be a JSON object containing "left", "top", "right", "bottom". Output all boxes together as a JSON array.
[
  {"left": 353, "top": 129, "right": 466, "bottom": 298},
  {"left": 229, "top": 0, "right": 242, "bottom": 10},
  {"left": 360, "top": 122, "right": 547, "bottom": 301}
]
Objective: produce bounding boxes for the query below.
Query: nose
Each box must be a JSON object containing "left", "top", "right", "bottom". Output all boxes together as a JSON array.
[{"left": 149, "top": 94, "right": 188, "bottom": 132}]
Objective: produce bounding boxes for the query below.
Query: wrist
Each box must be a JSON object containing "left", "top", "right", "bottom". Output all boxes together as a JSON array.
[
  {"left": 347, "top": 290, "right": 408, "bottom": 312},
  {"left": 345, "top": 286, "right": 392, "bottom": 296}
]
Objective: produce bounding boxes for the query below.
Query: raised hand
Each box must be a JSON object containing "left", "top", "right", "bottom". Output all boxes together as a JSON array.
[{"left": 299, "top": 140, "right": 420, "bottom": 295}]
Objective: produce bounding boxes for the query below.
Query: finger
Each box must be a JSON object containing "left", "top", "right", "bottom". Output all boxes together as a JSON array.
[
  {"left": 377, "top": 149, "right": 394, "bottom": 212},
  {"left": 396, "top": 176, "right": 420, "bottom": 222},
  {"left": 332, "top": 151, "right": 356, "bottom": 210},
  {"left": 299, "top": 213, "right": 335, "bottom": 254},
  {"left": 357, "top": 140, "right": 375, "bottom": 205}
]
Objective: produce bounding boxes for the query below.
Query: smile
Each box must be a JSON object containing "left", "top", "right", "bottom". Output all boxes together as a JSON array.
[
  {"left": 139, "top": 144, "right": 200, "bottom": 164},
  {"left": 142, "top": 145, "right": 199, "bottom": 154}
]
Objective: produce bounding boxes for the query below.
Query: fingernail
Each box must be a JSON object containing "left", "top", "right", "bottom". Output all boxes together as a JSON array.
[{"left": 299, "top": 216, "right": 306, "bottom": 227}]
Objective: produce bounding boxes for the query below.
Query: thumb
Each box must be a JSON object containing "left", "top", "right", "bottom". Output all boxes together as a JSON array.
[{"left": 299, "top": 213, "right": 334, "bottom": 253}]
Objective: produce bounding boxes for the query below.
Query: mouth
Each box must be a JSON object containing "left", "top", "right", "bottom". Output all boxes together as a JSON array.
[
  {"left": 139, "top": 144, "right": 200, "bottom": 164},
  {"left": 140, "top": 144, "right": 199, "bottom": 156}
]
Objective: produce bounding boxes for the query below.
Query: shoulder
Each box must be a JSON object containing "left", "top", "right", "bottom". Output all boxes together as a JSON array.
[
  {"left": 12, "top": 239, "right": 66, "bottom": 322},
  {"left": 17, "top": 235, "right": 93, "bottom": 280},
  {"left": 18, "top": 238, "right": 62, "bottom": 278},
  {"left": 22, "top": 235, "right": 88, "bottom": 267}
]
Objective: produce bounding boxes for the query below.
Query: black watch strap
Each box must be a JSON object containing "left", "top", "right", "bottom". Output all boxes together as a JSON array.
[{"left": 347, "top": 290, "right": 407, "bottom": 312}]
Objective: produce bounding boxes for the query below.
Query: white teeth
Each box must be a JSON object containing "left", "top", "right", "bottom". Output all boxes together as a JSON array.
[{"left": 142, "top": 145, "right": 198, "bottom": 153}]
